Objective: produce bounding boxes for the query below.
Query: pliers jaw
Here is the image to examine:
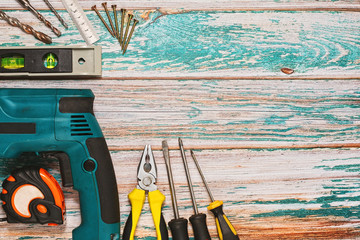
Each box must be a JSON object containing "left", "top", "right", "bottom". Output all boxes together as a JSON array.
[{"left": 137, "top": 145, "right": 158, "bottom": 192}]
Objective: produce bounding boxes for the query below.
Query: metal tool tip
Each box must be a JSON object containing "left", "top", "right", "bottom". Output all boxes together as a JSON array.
[
  {"left": 162, "top": 140, "right": 168, "bottom": 147},
  {"left": 91, "top": 5, "right": 97, "bottom": 10},
  {"left": 178, "top": 137, "right": 183, "bottom": 145}
]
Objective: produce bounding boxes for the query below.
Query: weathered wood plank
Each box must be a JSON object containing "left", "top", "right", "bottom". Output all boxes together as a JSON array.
[
  {"left": 1, "top": 148, "right": 360, "bottom": 239},
  {"left": 1, "top": 10, "right": 359, "bottom": 79},
  {"left": 2, "top": 79, "right": 359, "bottom": 148},
  {"left": 2, "top": 0, "right": 360, "bottom": 11}
]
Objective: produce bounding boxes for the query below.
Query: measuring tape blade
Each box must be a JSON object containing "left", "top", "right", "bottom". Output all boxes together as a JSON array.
[{"left": 61, "top": 0, "right": 99, "bottom": 45}]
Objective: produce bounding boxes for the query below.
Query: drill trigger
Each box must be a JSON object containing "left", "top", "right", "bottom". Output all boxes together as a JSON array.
[{"left": 42, "top": 152, "right": 74, "bottom": 187}]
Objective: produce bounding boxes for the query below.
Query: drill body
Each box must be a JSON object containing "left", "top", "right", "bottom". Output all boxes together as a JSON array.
[{"left": 0, "top": 88, "right": 120, "bottom": 240}]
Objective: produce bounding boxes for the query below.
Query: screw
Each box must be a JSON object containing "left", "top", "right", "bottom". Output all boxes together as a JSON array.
[
  {"left": 123, "top": 19, "right": 139, "bottom": 54},
  {"left": 92, "top": 5, "right": 115, "bottom": 37},
  {"left": 119, "top": 9, "right": 126, "bottom": 49},
  {"left": 102, "top": 2, "right": 116, "bottom": 38},
  {"left": 122, "top": 14, "right": 133, "bottom": 50},
  {"left": 111, "top": 5, "right": 119, "bottom": 39}
]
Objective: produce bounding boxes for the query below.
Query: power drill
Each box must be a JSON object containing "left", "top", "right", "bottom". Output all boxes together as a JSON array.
[{"left": 0, "top": 88, "right": 120, "bottom": 240}]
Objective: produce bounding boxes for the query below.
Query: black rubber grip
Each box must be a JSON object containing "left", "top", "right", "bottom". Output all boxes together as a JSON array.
[
  {"left": 210, "top": 205, "right": 239, "bottom": 240},
  {"left": 0, "top": 123, "right": 36, "bottom": 134},
  {"left": 122, "top": 212, "right": 168, "bottom": 240},
  {"left": 54, "top": 152, "right": 73, "bottom": 187},
  {"left": 160, "top": 213, "right": 169, "bottom": 240},
  {"left": 122, "top": 212, "right": 133, "bottom": 240},
  {"left": 189, "top": 213, "right": 211, "bottom": 240},
  {"left": 168, "top": 218, "right": 189, "bottom": 240},
  {"left": 59, "top": 97, "right": 94, "bottom": 115},
  {"left": 86, "top": 137, "right": 120, "bottom": 224}
]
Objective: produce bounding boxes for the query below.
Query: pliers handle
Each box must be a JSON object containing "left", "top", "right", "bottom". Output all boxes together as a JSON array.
[{"left": 122, "top": 188, "right": 168, "bottom": 240}]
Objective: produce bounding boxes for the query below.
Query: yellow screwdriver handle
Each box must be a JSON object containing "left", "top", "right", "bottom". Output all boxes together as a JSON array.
[
  {"left": 148, "top": 190, "right": 169, "bottom": 240},
  {"left": 208, "top": 200, "right": 239, "bottom": 240},
  {"left": 123, "top": 188, "right": 146, "bottom": 240}
]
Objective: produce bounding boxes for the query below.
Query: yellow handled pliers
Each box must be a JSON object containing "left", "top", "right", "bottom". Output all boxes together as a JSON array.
[{"left": 122, "top": 145, "right": 169, "bottom": 240}]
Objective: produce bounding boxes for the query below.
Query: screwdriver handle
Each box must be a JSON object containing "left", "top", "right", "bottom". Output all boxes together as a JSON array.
[
  {"left": 208, "top": 201, "right": 239, "bottom": 240},
  {"left": 148, "top": 190, "right": 169, "bottom": 240},
  {"left": 168, "top": 217, "right": 190, "bottom": 240},
  {"left": 122, "top": 188, "right": 146, "bottom": 240},
  {"left": 189, "top": 213, "right": 211, "bottom": 240}
]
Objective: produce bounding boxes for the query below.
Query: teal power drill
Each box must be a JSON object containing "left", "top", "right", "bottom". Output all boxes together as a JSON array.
[{"left": 0, "top": 88, "right": 120, "bottom": 240}]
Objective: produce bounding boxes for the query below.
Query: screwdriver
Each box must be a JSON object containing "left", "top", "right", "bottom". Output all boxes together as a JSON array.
[
  {"left": 190, "top": 150, "right": 239, "bottom": 240},
  {"left": 162, "top": 140, "right": 189, "bottom": 240},
  {"left": 178, "top": 138, "right": 211, "bottom": 240}
]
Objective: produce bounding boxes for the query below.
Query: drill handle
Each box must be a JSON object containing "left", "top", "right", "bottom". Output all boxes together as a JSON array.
[{"left": 63, "top": 138, "right": 120, "bottom": 240}]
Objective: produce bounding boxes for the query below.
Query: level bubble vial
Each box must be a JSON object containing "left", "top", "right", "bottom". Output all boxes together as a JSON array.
[
  {"left": 1, "top": 54, "right": 25, "bottom": 70},
  {"left": 43, "top": 53, "right": 58, "bottom": 69}
]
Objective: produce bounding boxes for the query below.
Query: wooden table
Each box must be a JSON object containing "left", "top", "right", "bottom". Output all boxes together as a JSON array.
[{"left": 1, "top": 0, "right": 360, "bottom": 239}]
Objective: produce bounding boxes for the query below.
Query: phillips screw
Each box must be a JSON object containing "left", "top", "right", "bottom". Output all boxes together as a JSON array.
[
  {"left": 122, "top": 19, "right": 138, "bottom": 54},
  {"left": 122, "top": 13, "right": 133, "bottom": 50},
  {"left": 102, "top": 2, "right": 116, "bottom": 38},
  {"left": 91, "top": 5, "right": 115, "bottom": 38},
  {"left": 119, "top": 9, "right": 126, "bottom": 48},
  {"left": 111, "top": 5, "right": 119, "bottom": 39}
]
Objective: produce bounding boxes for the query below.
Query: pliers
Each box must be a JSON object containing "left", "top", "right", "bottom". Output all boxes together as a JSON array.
[{"left": 122, "top": 145, "right": 169, "bottom": 240}]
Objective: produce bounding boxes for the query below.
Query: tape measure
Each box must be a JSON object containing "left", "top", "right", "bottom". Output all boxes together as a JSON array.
[
  {"left": 61, "top": 0, "right": 99, "bottom": 45},
  {"left": 0, "top": 46, "right": 102, "bottom": 78},
  {"left": 0, "top": 167, "right": 65, "bottom": 225}
]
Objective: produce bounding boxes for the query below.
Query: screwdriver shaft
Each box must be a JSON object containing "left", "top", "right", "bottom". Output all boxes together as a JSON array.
[
  {"left": 178, "top": 138, "right": 199, "bottom": 215},
  {"left": 190, "top": 151, "right": 239, "bottom": 240},
  {"left": 162, "top": 140, "right": 180, "bottom": 219},
  {"left": 190, "top": 150, "right": 215, "bottom": 202}
]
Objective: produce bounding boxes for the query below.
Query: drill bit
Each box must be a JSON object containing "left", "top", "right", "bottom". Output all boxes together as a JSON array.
[
  {"left": 0, "top": 10, "right": 52, "bottom": 44},
  {"left": 43, "top": 0, "right": 68, "bottom": 29},
  {"left": 16, "top": 0, "right": 61, "bottom": 37}
]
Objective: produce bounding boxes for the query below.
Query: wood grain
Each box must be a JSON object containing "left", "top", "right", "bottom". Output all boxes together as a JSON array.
[
  {"left": 1, "top": 0, "right": 360, "bottom": 11},
  {"left": 1, "top": 148, "right": 360, "bottom": 239},
  {"left": 2, "top": 79, "right": 359, "bottom": 148},
  {"left": 1, "top": 1, "right": 360, "bottom": 239},
  {"left": 1, "top": 10, "right": 359, "bottom": 79}
]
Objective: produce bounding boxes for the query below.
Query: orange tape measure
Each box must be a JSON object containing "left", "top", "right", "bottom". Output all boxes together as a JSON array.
[{"left": 0, "top": 166, "right": 65, "bottom": 225}]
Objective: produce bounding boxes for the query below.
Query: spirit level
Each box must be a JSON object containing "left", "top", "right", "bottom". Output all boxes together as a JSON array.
[{"left": 0, "top": 46, "right": 102, "bottom": 78}]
